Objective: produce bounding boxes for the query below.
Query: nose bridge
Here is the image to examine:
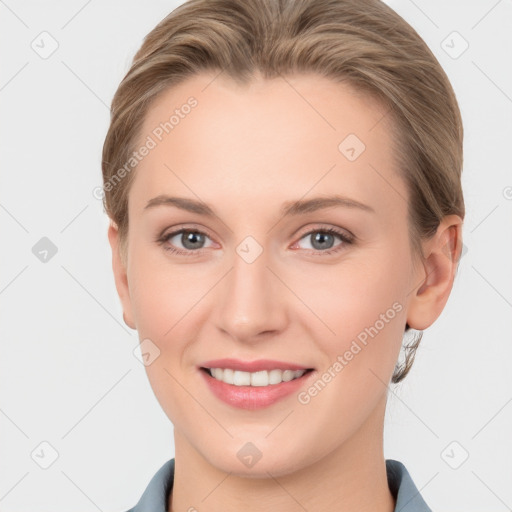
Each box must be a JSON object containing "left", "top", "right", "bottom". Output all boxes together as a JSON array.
[{"left": 215, "top": 238, "right": 286, "bottom": 339}]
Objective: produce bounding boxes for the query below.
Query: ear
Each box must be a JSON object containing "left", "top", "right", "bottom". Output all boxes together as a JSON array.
[
  {"left": 406, "top": 215, "right": 464, "bottom": 331},
  {"left": 107, "top": 222, "right": 136, "bottom": 330}
]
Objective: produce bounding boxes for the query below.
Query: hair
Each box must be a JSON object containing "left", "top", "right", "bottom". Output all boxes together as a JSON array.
[{"left": 101, "top": 0, "right": 465, "bottom": 383}]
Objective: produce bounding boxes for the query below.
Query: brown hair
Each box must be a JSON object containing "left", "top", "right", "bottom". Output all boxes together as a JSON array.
[{"left": 101, "top": 0, "right": 465, "bottom": 383}]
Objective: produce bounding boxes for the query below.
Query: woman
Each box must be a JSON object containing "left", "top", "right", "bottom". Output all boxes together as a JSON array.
[{"left": 102, "top": 0, "right": 464, "bottom": 510}]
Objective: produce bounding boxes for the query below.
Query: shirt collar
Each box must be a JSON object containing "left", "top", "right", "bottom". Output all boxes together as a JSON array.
[
  {"left": 127, "top": 458, "right": 431, "bottom": 512},
  {"left": 386, "top": 459, "right": 432, "bottom": 512}
]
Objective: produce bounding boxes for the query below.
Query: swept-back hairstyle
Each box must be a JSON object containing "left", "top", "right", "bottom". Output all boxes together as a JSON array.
[{"left": 101, "top": 0, "right": 465, "bottom": 382}]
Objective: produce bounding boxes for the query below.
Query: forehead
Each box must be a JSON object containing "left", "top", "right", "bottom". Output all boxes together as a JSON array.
[{"left": 130, "top": 71, "right": 406, "bottom": 217}]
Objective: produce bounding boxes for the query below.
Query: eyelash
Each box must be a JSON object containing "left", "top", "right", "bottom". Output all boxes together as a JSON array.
[{"left": 156, "top": 225, "right": 354, "bottom": 257}]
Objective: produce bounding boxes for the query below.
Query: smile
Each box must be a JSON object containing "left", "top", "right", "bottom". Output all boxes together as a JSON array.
[
  {"left": 199, "top": 366, "right": 316, "bottom": 410},
  {"left": 202, "top": 367, "right": 313, "bottom": 386}
]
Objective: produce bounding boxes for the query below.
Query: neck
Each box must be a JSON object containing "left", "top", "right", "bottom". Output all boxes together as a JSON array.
[{"left": 169, "top": 396, "right": 395, "bottom": 512}]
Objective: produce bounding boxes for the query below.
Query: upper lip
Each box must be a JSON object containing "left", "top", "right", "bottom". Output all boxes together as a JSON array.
[{"left": 200, "top": 358, "right": 313, "bottom": 372}]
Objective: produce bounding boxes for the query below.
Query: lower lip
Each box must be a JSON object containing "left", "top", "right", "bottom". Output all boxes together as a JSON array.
[{"left": 199, "top": 368, "right": 315, "bottom": 410}]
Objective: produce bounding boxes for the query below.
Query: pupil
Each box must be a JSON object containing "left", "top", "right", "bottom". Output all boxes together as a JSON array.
[
  {"left": 183, "top": 231, "right": 204, "bottom": 249},
  {"left": 312, "top": 232, "right": 333, "bottom": 250}
]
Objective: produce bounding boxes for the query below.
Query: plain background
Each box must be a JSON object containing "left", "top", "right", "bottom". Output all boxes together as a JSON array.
[{"left": 0, "top": 0, "right": 511, "bottom": 510}]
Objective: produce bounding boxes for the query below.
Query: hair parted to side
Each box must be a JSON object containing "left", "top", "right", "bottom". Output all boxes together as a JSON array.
[{"left": 101, "top": 0, "right": 465, "bottom": 383}]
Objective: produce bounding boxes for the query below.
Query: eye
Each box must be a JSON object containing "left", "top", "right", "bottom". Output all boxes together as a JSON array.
[
  {"left": 292, "top": 227, "right": 354, "bottom": 255},
  {"left": 156, "top": 227, "right": 215, "bottom": 256},
  {"left": 156, "top": 225, "right": 354, "bottom": 257}
]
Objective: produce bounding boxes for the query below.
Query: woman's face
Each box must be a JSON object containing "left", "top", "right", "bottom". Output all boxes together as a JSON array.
[{"left": 111, "top": 72, "right": 425, "bottom": 476}]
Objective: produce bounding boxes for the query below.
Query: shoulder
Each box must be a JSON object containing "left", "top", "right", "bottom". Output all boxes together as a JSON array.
[
  {"left": 386, "top": 459, "right": 432, "bottom": 512},
  {"left": 124, "top": 458, "right": 175, "bottom": 512}
]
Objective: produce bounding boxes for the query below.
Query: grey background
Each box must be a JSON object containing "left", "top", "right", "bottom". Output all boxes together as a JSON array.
[{"left": 1, "top": 0, "right": 511, "bottom": 510}]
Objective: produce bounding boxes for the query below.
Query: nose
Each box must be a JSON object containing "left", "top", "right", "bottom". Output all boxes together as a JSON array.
[{"left": 214, "top": 244, "right": 288, "bottom": 343}]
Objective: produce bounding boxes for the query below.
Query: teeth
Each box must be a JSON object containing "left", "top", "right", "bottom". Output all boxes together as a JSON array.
[{"left": 208, "top": 368, "right": 307, "bottom": 386}]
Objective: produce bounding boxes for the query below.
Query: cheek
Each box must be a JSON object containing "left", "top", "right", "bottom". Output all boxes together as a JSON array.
[
  {"left": 313, "top": 251, "right": 409, "bottom": 378},
  {"left": 128, "top": 245, "right": 204, "bottom": 336},
  {"left": 301, "top": 272, "right": 407, "bottom": 441},
  {"left": 127, "top": 247, "right": 216, "bottom": 376},
  {"left": 127, "top": 252, "right": 204, "bottom": 423},
  {"left": 309, "top": 252, "right": 407, "bottom": 333}
]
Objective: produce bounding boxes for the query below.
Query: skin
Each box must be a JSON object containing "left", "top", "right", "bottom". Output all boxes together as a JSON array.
[{"left": 108, "top": 71, "right": 462, "bottom": 512}]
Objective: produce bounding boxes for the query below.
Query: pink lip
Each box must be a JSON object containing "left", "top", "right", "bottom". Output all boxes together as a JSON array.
[
  {"left": 199, "top": 358, "right": 313, "bottom": 372},
  {"left": 199, "top": 367, "right": 315, "bottom": 410}
]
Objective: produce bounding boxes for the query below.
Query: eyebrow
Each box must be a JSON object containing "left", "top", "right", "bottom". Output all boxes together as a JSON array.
[{"left": 143, "top": 194, "right": 375, "bottom": 217}]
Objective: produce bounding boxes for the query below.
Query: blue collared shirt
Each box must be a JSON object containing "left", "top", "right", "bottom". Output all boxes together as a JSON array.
[{"left": 126, "top": 458, "right": 432, "bottom": 511}]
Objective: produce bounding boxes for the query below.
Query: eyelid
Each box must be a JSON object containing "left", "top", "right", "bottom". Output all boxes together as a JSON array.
[
  {"left": 157, "top": 223, "right": 214, "bottom": 241},
  {"left": 294, "top": 224, "right": 354, "bottom": 243}
]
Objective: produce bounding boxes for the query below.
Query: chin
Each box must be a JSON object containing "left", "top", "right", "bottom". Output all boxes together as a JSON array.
[{"left": 202, "top": 443, "right": 311, "bottom": 479}]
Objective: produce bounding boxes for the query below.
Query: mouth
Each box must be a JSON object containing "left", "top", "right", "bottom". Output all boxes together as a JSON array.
[
  {"left": 197, "top": 358, "right": 316, "bottom": 409},
  {"left": 200, "top": 366, "right": 315, "bottom": 387},
  {"left": 198, "top": 363, "right": 317, "bottom": 410}
]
